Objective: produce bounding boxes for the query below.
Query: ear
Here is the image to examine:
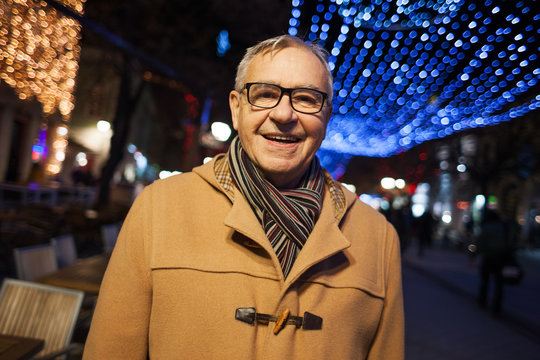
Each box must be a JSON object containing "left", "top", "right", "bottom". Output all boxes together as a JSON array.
[{"left": 229, "top": 90, "right": 241, "bottom": 131}]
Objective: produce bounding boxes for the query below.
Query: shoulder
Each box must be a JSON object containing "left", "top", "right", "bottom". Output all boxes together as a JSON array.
[
  {"left": 149, "top": 171, "right": 204, "bottom": 189},
  {"left": 341, "top": 197, "right": 400, "bottom": 258},
  {"left": 133, "top": 169, "right": 228, "bottom": 213},
  {"left": 141, "top": 172, "right": 198, "bottom": 199},
  {"left": 344, "top": 195, "right": 391, "bottom": 228}
]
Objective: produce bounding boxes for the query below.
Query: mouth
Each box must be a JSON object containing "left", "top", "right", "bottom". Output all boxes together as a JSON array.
[{"left": 262, "top": 134, "right": 300, "bottom": 144}]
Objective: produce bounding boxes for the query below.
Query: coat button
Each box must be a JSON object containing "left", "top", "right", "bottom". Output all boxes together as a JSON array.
[{"left": 273, "top": 309, "right": 290, "bottom": 335}]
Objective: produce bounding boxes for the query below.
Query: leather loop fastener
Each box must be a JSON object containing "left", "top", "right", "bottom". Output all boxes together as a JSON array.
[{"left": 235, "top": 307, "right": 322, "bottom": 330}]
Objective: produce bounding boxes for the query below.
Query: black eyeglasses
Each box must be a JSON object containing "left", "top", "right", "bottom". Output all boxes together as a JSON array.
[{"left": 244, "top": 82, "right": 328, "bottom": 114}]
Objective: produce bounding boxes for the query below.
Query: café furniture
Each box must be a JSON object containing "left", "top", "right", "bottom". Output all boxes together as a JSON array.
[{"left": 0, "top": 279, "right": 84, "bottom": 359}]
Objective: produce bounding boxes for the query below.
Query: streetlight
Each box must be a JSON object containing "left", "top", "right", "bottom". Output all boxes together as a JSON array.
[
  {"left": 211, "top": 122, "right": 232, "bottom": 142},
  {"left": 97, "top": 120, "right": 111, "bottom": 132},
  {"left": 381, "top": 177, "right": 396, "bottom": 190}
]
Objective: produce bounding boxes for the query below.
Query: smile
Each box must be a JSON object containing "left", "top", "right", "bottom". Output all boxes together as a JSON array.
[{"left": 263, "top": 134, "right": 300, "bottom": 143}]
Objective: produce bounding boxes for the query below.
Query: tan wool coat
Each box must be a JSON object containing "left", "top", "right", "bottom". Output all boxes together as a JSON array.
[{"left": 83, "top": 156, "right": 404, "bottom": 359}]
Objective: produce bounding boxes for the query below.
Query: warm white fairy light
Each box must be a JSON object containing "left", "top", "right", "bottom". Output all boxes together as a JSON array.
[
  {"left": 0, "top": 0, "right": 85, "bottom": 117},
  {"left": 47, "top": 122, "right": 69, "bottom": 175},
  {"left": 1, "top": 0, "right": 85, "bottom": 176}
]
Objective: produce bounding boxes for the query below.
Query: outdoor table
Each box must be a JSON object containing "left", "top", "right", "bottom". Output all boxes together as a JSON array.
[
  {"left": 0, "top": 334, "right": 44, "bottom": 360},
  {"left": 37, "top": 253, "right": 110, "bottom": 294}
]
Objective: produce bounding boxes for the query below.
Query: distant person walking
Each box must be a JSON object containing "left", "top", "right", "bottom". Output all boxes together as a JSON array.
[
  {"left": 476, "top": 209, "right": 515, "bottom": 314},
  {"left": 416, "top": 210, "right": 434, "bottom": 257}
]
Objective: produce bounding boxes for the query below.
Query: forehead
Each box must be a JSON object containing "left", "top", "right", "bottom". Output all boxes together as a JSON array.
[{"left": 244, "top": 46, "right": 329, "bottom": 91}]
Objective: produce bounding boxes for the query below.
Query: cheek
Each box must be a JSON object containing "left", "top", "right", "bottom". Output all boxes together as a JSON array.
[
  {"left": 238, "top": 110, "right": 267, "bottom": 133},
  {"left": 304, "top": 119, "right": 327, "bottom": 142},
  {"left": 234, "top": 112, "right": 250, "bottom": 134},
  {"left": 236, "top": 116, "right": 260, "bottom": 146}
]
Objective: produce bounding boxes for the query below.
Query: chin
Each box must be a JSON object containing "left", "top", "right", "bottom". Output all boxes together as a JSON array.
[
  {"left": 262, "top": 159, "right": 300, "bottom": 174},
  {"left": 260, "top": 161, "right": 305, "bottom": 185},
  {"left": 261, "top": 167, "right": 296, "bottom": 179}
]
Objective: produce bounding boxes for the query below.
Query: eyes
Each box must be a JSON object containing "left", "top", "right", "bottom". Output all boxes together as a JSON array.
[
  {"left": 292, "top": 92, "right": 321, "bottom": 106},
  {"left": 245, "top": 82, "right": 327, "bottom": 114},
  {"left": 251, "top": 86, "right": 281, "bottom": 102}
]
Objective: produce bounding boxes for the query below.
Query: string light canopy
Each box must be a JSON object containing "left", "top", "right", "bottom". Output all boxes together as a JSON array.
[
  {"left": 0, "top": 0, "right": 84, "bottom": 118},
  {"left": 289, "top": 0, "right": 539, "bottom": 157}
]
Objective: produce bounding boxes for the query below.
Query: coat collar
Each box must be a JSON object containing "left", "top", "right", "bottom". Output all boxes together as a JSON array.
[
  {"left": 193, "top": 154, "right": 358, "bottom": 220},
  {"left": 193, "top": 154, "right": 358, "bottom": 284}
]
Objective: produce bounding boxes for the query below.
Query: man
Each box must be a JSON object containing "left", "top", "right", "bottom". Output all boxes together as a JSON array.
[
  {"left": 83, "top": 35, "right": 404, "bottom": 359},
  {"left": 476, "top": 209, "right": 518, "bottom": 314}
]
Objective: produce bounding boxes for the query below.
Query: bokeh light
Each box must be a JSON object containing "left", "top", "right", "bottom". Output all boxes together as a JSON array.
[
  {"left": 290, "top": 0, "right": 539, "bottom": 158},
  {"left": 0, "top": 0, "right": 84, "bottom": 118}
]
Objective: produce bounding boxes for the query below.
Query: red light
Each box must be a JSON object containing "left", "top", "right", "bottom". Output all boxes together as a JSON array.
[
  {"left": 185, "top": 94, "right": 197, "bottom": 103},
  {"left": 456, "top": 201, "right": 470, "bottom": 210}
]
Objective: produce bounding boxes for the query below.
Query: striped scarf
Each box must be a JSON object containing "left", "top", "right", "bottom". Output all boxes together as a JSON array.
[{"left": 228, "top": 136, "right": 325, "bottom": 279}]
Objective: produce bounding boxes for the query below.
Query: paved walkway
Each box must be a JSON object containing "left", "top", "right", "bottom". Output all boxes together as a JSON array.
[{"left": 402, "top": 245, "right": 540, "bottom": 359}]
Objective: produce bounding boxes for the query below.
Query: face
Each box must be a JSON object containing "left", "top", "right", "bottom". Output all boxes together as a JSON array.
[{"left": 229, "top": 46, "right": 332, "bottom": 188}]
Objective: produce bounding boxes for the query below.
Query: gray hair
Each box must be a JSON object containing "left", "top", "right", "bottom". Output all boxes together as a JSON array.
[{"left": 234, "top": 35, "right": 333, "bottom": 101}]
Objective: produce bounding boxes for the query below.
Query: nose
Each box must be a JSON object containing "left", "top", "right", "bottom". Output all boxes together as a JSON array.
[{"left": 269, "top": 93, "right": 298, "bottom": 124}]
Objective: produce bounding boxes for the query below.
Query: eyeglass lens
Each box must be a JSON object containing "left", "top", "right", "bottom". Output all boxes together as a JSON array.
[{"left": 247, "top": 83, "right": 324, "bottom": 113}]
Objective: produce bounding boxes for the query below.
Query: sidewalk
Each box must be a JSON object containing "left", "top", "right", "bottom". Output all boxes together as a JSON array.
[
  {"left": 402, "top": 265, "right": 540, "bottom": 359},
  {"left": 402, "top": 245, "right": 540, "bottom": 343}
]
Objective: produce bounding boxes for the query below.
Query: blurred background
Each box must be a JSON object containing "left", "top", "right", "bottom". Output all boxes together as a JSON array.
[
  {"left": 1, "top": 0, "right": 538, "bottom": 232},
  {"left": 0, "top": 0, "right": 539, "bottom": 358}
]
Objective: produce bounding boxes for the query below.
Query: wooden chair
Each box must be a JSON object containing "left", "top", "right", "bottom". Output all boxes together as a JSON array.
[
  {"left": 51, "top": 234, "right": 78, "bottom": 268},
  {"left": 0, "top": 278, "right": 84, "bottom": 359},
  {"left": 13, "top": 243, "right": 58, "bottom": 281}
]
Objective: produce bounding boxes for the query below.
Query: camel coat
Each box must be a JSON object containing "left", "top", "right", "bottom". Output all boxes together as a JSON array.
[{"left": 83, "top": 157, "right": 404, "bottom": 359}]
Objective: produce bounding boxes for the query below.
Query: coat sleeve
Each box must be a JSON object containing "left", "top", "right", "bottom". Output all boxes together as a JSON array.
[
  {"left": 83, "top": 187, "right": 153, "bottom": 359},
  {"left": 367, "top": 224, "right": 405, "bottom": 360}
]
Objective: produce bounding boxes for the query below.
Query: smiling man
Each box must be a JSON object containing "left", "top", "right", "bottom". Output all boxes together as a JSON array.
[
  {"left": 229, "top": 43, "right": 332, "bottom": 189},
  {"left": 83, "top": 35, "right": 404, "bottom": 360}
]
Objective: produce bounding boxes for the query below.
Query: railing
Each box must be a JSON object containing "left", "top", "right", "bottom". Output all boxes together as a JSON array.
[{"left": 0, "top": 183, "right": 96, "bottom": 210}]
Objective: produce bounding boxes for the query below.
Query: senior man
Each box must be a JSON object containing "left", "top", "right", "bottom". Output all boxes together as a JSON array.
[{"left": 83, "top": 35, "right": 404, "bottom": 359}]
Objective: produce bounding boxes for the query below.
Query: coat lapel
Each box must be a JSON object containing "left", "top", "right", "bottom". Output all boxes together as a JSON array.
[
  {"left": 224, "top": 183, "right": 352, "bottom": 288},
  {"left": 224, "top": 187, "right": 286, "bottom": 280},
  {"left": 283, "top": 190, "right": 351, "bottom": 288}
]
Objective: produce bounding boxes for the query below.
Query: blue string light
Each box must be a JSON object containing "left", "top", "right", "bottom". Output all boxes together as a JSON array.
[{"left": 288, "top": 0, "right": 539, "bottom": 160}]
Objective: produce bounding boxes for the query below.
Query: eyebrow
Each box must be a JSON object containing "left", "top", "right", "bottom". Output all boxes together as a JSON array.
[{"left": 255, "top": 81, "right": 325, "bottom": 91}]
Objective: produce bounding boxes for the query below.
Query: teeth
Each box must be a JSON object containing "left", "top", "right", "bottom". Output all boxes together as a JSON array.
[{"left": 266, "top": 135, "right": 298, "bottom": 142}]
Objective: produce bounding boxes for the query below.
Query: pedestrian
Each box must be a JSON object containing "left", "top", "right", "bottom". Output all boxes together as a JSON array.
[
  {"left": 83, "top": 35, "right": 404, "bottom": 359},
  {"left": 476, "top": 209, "right": 515, "bottom": 314},
  {"left": 416, "top": 209, "right": 434, "bottom": 257}
]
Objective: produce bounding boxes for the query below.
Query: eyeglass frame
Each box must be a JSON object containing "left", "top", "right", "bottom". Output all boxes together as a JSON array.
[{"left": 243, "top": 82, "right": 329, "bottom": 114}]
